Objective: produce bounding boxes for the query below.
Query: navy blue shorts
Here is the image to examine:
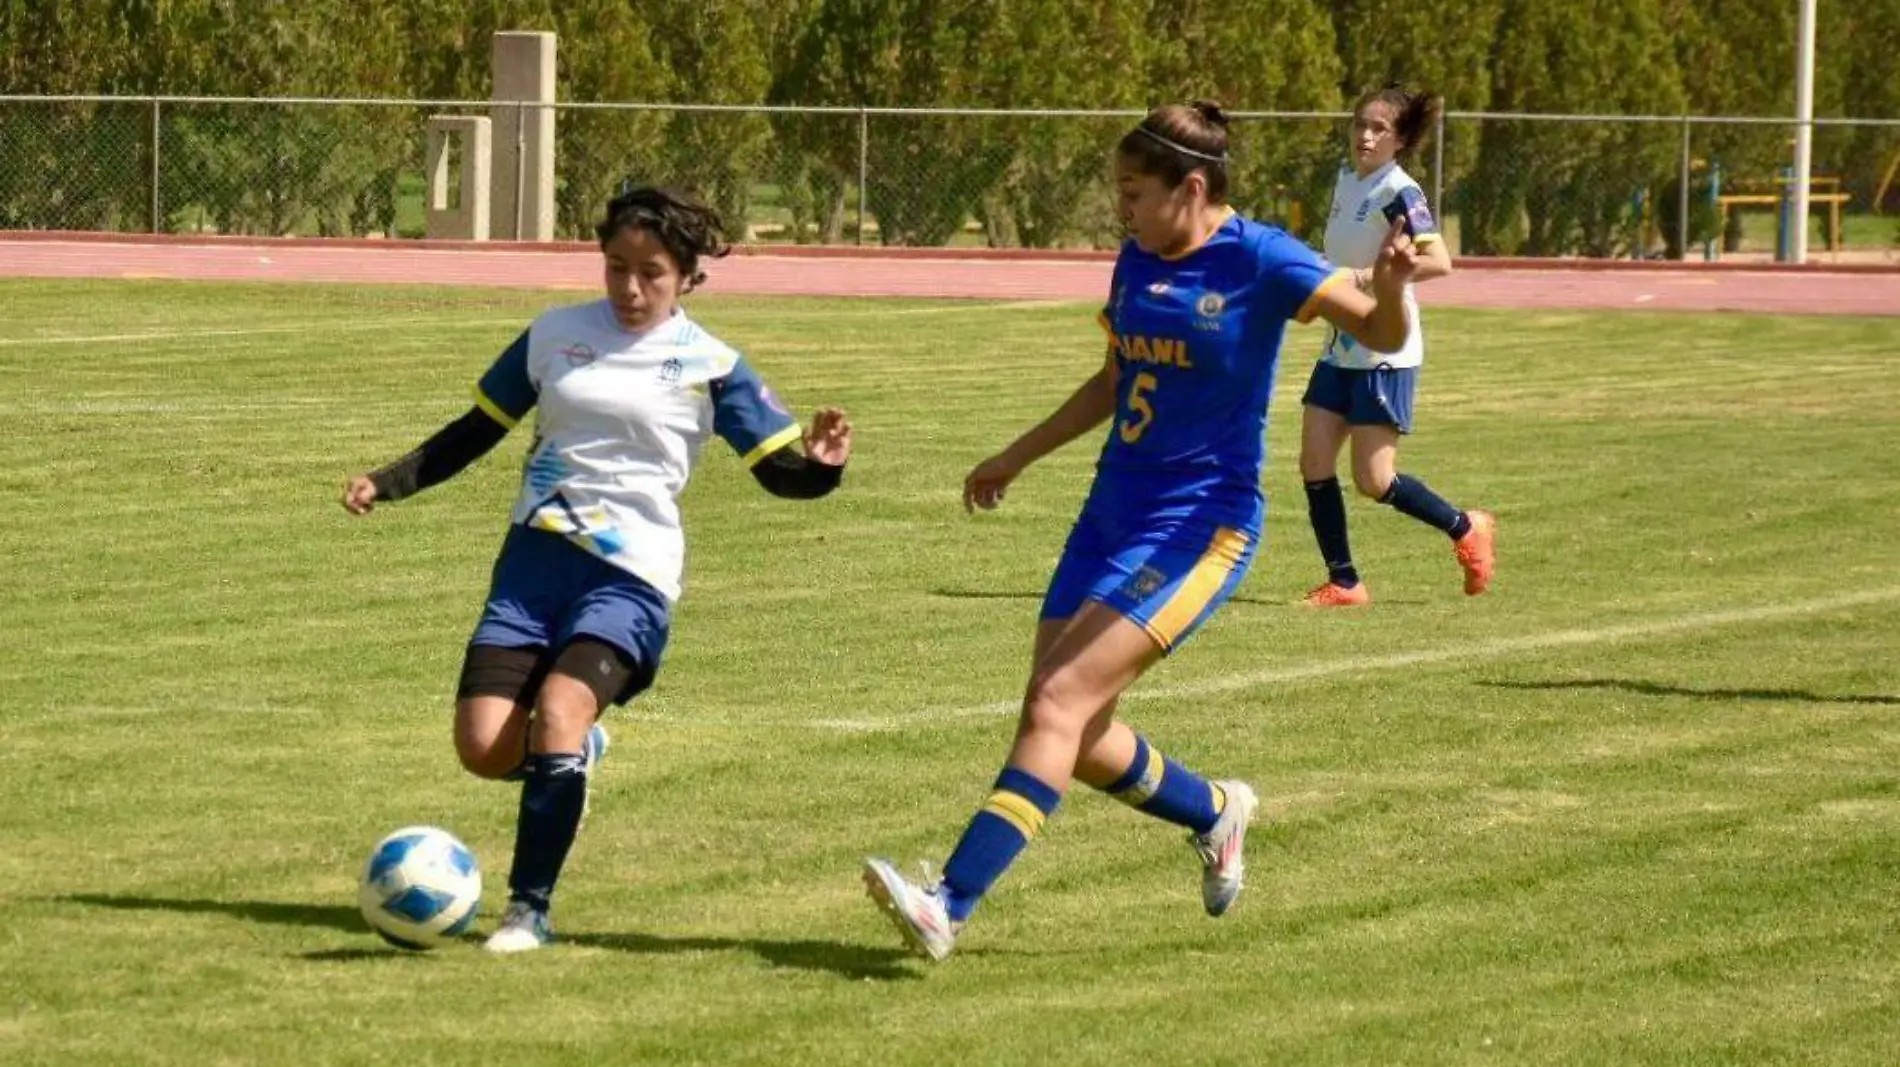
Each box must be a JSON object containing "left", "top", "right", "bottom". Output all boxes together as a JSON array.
[
  {"left": 468, "top": 525, "right": 671, "bottom": 705},
  {"left": 1301, "top": 360, "right": 1419, "bottom": 434},
  {"left": 1040, "top": 508, "right": 1258, "bottom": 655}
]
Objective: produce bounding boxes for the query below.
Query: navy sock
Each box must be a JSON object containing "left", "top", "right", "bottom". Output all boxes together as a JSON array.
[
  {"left": 940, "top": 767, "right": 1063, "bottom": 923},
  {"left": 1102, "top": 734, "right": 1225, "bottom": 835},
  {"left": 1303, "top": 477, "right": 1359, "bottom": 587},
  {"left": 1379, "top": 473, "right": 1470, "bottom": 539},
  {"left": 506, "top": 752, "right": 588, "bottom": 912}
]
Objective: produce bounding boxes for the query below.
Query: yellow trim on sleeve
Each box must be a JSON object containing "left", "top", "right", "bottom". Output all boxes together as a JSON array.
[
  {"left": 1096, "top": 310, "right": 1114, "bottom": 338},
  {"left": 1295, "top": 268, "right": 1355, "bottom": 325},
  {"left": 741, "top": 423, "right": 803, "bottom": 468},
  {"left": 471, "top": 386, "right": 520, "bottom": 430},
  {"left": 1142, "top": 527, "right": 1251, "bottom": 650}
]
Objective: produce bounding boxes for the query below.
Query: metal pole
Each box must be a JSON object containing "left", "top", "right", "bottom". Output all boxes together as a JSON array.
[
  {"left": 856, "top": 108, "right": 868, "bottom": 247},
  {"left": 1677, "top": 117, "right": 1691, "bottom": 260},
  {"left": 1791, "top": 0, "right": 1817, "bottom": 263},
  {"left": 1432, "top": 106, "right": 1445, "bottom": 224},
  {"left": 514, "top": 101, "right": 526, "bottom": 241},
  {"left": 150, "top": 99, "right": 162, "bottom": 233}
]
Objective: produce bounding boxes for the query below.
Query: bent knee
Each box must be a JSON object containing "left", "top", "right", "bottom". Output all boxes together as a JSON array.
[
  {"left": 1352, "top": 469, "right": 1392, "bottom": 499},
  {"left": 1019, "top": 670, "right": 1099, "bottom": 739},
  {"left": 453, "top": 697, "right": 529, "bottom": 779},
  {"left": 454, "top": 735, "right": 523, "bottom": 779},
  {"left": 1299, "top": 453, "right": 1338, "bottom": 482}
]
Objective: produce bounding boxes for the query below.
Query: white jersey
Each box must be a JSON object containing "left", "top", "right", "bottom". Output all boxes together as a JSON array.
[
  {"left": 1319, "top": 161, "right": 1442, "bottom": 370},
  {"left": 473, "top": 300, "right": 800, "bottom": 602}
]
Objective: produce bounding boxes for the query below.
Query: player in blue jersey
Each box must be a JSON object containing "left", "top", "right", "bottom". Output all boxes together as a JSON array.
[
  {"left": 862, "top": 101, "right": 1420, "bottom": 960},
  {"left": 341, "top": 186, "right": 853, "bottom": 953},
  {"left": 1299, "top": 84, "right": 1495, "bottom": 607}
]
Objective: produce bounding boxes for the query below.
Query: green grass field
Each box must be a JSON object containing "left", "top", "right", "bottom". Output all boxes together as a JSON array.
[{"left": 1, "top": 280, "right": 1896, "bottom": 1066}]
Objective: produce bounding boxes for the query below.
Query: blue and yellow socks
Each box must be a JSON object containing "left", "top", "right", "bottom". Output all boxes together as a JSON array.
[
  {"left": 1103, "top": 734, "right": 1225, "bottom": 835},
  {"left": 940, "top": 767, "right": 1062, "bottom": 923}
]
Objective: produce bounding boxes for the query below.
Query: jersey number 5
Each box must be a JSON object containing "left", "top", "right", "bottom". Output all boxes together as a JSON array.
[{"left": 1119, "top": 372, "right": 1157, "bottom": 443}]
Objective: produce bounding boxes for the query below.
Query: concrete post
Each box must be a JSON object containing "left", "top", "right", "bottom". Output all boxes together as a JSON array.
[
  {"left": 424, "top": 116, "right": 492, "bottom": 240},
  {"left": 491, "top": 31, "right": 557, "bottom": 241}
]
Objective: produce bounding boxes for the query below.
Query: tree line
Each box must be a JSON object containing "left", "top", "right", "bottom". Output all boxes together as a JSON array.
[{"left": 1, "top": 0, "right": 1895, "bottom": 254}]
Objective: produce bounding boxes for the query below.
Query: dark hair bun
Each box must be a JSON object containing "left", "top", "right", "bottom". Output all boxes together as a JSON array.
[{"left": 1190, "top": 99, "right": 1229, "bottom": 129}]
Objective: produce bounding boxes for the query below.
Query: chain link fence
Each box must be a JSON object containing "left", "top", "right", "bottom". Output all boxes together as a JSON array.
[{"left": 3, "top": 95, "right": 1897, "bottom": 259}]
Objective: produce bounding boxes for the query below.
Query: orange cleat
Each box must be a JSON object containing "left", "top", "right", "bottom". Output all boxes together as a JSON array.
[
  {"left": 1453, "top": 509, "right": 1497, "bottom": 596},
  {"left": 1303, "top": 581, "right": 1371, "bottom": 607}
]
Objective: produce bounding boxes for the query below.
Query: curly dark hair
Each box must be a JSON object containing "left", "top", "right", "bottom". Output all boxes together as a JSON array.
[{"left": 594, "top": 185, "right": 732, "bottom": 290}]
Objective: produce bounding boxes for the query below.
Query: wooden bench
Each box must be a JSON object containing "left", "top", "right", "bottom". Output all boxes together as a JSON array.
[{"left": 1716, "top": 186, "right": 1852, "bottom": 251}]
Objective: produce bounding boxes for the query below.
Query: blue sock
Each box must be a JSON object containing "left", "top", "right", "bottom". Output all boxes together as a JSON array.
[
  {"left": 506, "top": 752, "right": 588, "bottom": 912},
  {"left": 1379, "top": 473, "right": 1471, "bottom": 539},
  {"left": 1102, "top": 734, "right": 1224, "bottom": 835},
  {"left": 1304, "top": 477, "right": 1360, "bottom": 587},
  {"left": 940, "top": 767, "right": 1062, "bottom": 923}
]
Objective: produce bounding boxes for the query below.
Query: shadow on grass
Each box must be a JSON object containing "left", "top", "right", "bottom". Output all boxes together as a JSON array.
[
  {"left": 1482, "top": 678, "right": 1900, "bottom": 707},
  {"left": 52, "top": 894, "right": 919, "bottom": 980},
  {"left": 58, "top": 893, "right": 366, "bottom": 933},
  {"left": 565, "top": 931, "right": 919, "bottom": 981},
  {"left": 928, "top": 587, "right": 1292, "bottom": 608}
]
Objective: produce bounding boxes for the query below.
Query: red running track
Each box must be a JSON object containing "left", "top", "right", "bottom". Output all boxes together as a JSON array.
[{"left": 2, "top": 234, "right": 1897, "bottom": 315}]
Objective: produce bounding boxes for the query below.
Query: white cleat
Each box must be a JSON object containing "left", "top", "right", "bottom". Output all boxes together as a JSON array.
[
  {"left": 862, "top": 857, "right": 959, "bottom": 961},
  {"left": 1192, "top": 780, "right": 1259, "bottom": 917},
  {"left": 483, "top": 900, "right": 553, "bottom": 954}
]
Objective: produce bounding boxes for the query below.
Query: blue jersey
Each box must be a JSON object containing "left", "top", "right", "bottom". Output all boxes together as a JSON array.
[{"left": 1092, "top": 211, "right": 1347, "bottom": 527}]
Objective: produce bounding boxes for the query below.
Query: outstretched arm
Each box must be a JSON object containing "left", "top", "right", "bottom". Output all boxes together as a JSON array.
[
  {"left": 341, "top": 407, "right": 511, "bottom": 515},
  {"left": 964, "top": 358, "right": 1116, "bottom": 512}
]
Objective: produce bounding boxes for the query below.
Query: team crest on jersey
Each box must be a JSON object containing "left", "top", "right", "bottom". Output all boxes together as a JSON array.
[
  {"left": 1124, "top": 566, "right": 1168, "bottom": 600},
  {"left": 658, "top": 357, "right": 683, "bottom": 385},
  {"left": 1192, "top": 291, "right": 1226, "bottom": 332},
  {"left": 560, "top": 341, "right": 600, "bottom": 367},
  {"left": 1354, "top": 197, "right": 1373, "bottom": 223}
]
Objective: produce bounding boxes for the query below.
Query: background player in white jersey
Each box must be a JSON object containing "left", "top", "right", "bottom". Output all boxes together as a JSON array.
[
  {"left": 340, "top": 186, "right": 853, "bottom": 952},
  {"left": 1298, "top": 84, "right": 1496, "bottom": 606}
]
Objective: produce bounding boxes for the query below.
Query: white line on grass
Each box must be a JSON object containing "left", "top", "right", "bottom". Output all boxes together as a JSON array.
[
  {"left": 0, "top": 301, "right": 1074, "bottom": 348},
  {"left": 625, "top": 586, "right": 1900, "bottom": 733},
  {"left": 0, "top": 317, "right": 524, "bottom": 346}
]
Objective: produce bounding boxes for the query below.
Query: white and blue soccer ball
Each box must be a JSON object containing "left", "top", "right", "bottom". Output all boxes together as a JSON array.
[{"left": 357, "top": 826, "right": 482, "bottom": 950}]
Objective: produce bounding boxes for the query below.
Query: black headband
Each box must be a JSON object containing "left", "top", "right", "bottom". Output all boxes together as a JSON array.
[{"left": 1134, "top": 125, "right": 1229, "bottom": 164}]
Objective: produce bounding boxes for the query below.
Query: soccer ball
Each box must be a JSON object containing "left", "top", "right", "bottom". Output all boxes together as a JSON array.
[{"left": 356, "top": 826, "right": 482, "bottom": 950}]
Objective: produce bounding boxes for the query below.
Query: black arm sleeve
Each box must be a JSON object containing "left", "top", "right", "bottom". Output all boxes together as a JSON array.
[
  {"left": 750, "top": 444, "right": 844, "bottom": 500},
  {"left": 368, "top": 407, "right": 512, "bottom": 502}
]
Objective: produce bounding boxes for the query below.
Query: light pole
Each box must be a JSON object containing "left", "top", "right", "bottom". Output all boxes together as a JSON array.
[{"left": 1790, "top": 0, "right": 1817, "bottom": 263}]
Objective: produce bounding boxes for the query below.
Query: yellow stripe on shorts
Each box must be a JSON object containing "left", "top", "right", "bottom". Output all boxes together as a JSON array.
[{"left": 1142, "top": 527, "right": 1250, "bottom": 650}]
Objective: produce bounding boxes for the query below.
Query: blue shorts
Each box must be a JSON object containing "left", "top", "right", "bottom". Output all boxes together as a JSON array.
[
  {"left": 1301, "top": 360, "right": 1419, "bottom": 433},
  {"left": 1040, "top": 509, "right": 1258, "bottom": 654},
  {"left": 469, "top": 525, "right": 671, "bottom": 705}
]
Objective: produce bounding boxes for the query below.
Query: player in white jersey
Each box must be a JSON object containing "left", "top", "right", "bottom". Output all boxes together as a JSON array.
[
  {"left": 1298, "top": 84, "right": 1495, "bottom": 606},
  {"left": 341, "top": 187, "right": 853, "bottom": 952}
]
